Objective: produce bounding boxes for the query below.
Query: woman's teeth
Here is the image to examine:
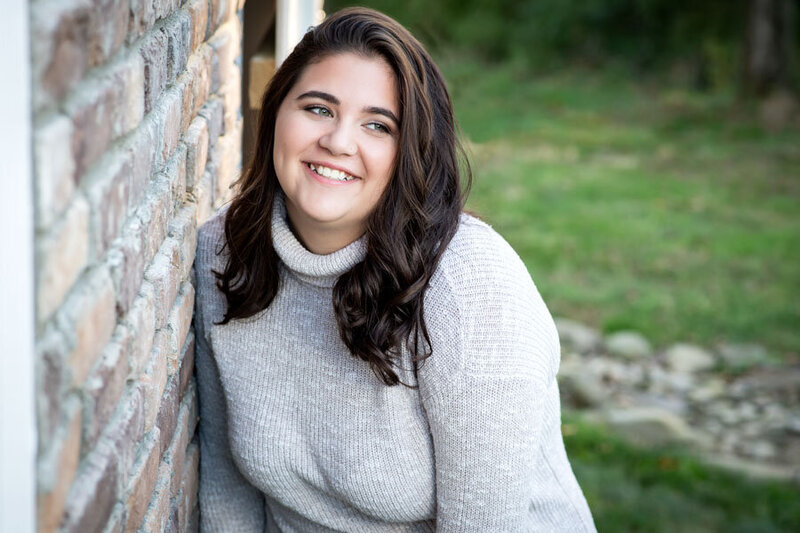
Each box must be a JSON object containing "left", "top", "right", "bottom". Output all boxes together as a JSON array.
[{"left": 308, "top": 163, "right": 356, "bottom": 181}]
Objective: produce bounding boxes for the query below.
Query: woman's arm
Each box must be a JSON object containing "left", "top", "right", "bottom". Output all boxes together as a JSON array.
[
  {"left": 194, "top": 217, "right": 266, "bottom": 532},
  {"left": 418, "top": 221, "right": 596, "bottom": 532}
]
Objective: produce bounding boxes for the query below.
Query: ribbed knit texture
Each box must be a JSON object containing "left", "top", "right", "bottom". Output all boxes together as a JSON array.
[{"left": 194, "top": 195, "right": 597, "bottom": 532}]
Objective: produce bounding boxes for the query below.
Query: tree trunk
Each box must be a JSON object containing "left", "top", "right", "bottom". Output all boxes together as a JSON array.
[{"left": 743, "top": 0, "right": 797, "bottom": 96}]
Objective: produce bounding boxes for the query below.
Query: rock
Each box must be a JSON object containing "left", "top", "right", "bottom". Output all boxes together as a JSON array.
[
  {"left": 688, "top": 377, "right": 726, "bottom": 403},
  {"left": 699, "top": 452, "right": 798, "bottom": 482},
  {"left": 605, "top": 331, "right": 653, "bottom": 360},
  {"left": 737, "top": 402, "right": 757, "bottom": 420},
  {"left": 785, "top": 418, "right": 800, "bottom": 435},
  {"left": 664, "top": 343, "right": 716, "bottom": 374},
  {"left": 603, "top": 407, "right": 699, "bottom": 447},
  {"left": 558, "top": 372, "right": 608, "bottom": 409},
  {"left": 728, "top": 368, "right": 800, "bottom": 401},
  {"left": 737, "top": 440, "right": 777, "bottom": 461},
  {"left": 586, "top": 356, "right": 628, "bottom": 386},
  {"left": 662, "top": 371, "right": 695, "bottom": 394},
  {"left": 628, "top": 392, "right": 689, "bottom": 418},
  {"left": 716, "top": 342, "right": 770, "bottom": 369},
  {"left": 554, "top": 318, "right": 602, "bottom": 355}
]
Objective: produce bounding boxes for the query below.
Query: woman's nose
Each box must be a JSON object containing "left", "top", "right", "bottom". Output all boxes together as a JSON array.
[{"left": 319, "top": 120, "right": 357, "bottom": 156}]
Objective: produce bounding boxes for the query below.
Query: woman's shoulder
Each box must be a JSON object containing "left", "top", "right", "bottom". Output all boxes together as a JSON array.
[
  {"left": 418, "top": 212, "right": 560, "bottom": 393},
  {"left": 436, "top": 211, "right": 531, "bottom": 288}
]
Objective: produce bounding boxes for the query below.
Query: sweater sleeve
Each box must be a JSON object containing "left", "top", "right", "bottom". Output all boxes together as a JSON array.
[
  {"left": 194, "top": 217, "right": 266, "bottom": 532},
  {"left": 417, "top": 221, "right": 596, "bottom": 532}
]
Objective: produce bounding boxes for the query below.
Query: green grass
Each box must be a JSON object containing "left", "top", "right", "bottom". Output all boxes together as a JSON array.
[
  {"left": 440, "top": 57, "right": 800, "bottom": 361},
  {"left": 562, "top": 414, "right": 800, "bottom": 532}
]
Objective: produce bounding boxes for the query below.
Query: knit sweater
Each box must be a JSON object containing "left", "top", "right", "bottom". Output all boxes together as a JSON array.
[{"left": 193, "top": 195, "right": 597, "bottom": 532}]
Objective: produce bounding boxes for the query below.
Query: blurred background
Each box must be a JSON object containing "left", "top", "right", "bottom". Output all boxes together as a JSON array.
[{"left": 324, "top": 1, "right": 800, "bottom": 531}]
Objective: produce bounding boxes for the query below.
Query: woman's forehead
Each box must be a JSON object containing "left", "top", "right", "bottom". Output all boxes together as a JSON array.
[{"left": 290, "top": 52, "right": 399, "bottom": 114}]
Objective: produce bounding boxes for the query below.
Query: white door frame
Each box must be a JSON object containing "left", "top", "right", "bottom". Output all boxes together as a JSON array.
[
  {"left": 0, "top": 0, "right": 36, "bottom": 531},
  {"left": 276, "top": 0, "right": 324, "bottom": 66}
]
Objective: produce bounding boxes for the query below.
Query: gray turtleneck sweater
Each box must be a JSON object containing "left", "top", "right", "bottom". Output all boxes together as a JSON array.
[{"left": 194, "top": 196, "right": 596, "bottom": 532}]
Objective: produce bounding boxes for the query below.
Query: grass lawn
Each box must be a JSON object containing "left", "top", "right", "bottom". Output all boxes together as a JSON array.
[
  {"left": 439, "top": 56, "right": 800, "bottom": 362},
  {"left": 563, "top": 413, "right": 800, "bottom": 532}
]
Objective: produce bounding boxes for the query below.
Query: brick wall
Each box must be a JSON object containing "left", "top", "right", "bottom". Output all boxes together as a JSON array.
[{"left": 31, "top": 0, "right": 244, "bottom": 531}]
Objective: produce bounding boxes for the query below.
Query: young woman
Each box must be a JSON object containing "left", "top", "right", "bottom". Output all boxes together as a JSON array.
[{"left": 194, "top": 7, "right": 596, "bottom": 532}]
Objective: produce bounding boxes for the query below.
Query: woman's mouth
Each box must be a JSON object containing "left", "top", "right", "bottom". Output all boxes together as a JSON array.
[{"left": 306, "top": 162, "right": 358, "bottom": 182}]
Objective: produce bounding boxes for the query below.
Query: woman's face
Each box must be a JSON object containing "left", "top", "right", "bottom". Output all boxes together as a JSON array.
[{"left": 273, "top": 52, "right": 400, "bottom": 250}]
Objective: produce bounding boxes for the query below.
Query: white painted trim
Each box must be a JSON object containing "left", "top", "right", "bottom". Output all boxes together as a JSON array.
[
  {"left": 0, "top": 0, "right": 36, "bottom": 531},
  {"left": 276, "top": 0, "right": 325, "bottom": 66}
]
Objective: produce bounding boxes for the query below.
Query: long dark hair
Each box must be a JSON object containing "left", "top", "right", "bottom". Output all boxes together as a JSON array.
[{"left": 216, "top": 7, "right": 471, "bottom": 385}]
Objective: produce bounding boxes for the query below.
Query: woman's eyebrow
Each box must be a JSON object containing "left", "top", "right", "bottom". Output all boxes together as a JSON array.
[{"left": 297, "top": 90, "right": 399, "bottom": 126}]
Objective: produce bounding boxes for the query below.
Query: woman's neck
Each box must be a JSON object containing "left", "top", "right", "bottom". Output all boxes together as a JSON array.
[{"left": 284, "top": 203, "right": 365, "bottom": 255}]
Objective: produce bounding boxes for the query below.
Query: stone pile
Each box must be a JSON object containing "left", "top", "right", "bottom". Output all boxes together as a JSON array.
[{"left": 554, "top": 318, "right": 800, "bottom": 483}]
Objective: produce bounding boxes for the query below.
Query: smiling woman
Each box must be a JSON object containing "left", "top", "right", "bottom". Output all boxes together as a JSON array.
[
  {"left": 193, "top": 7, "right": 597, "bottom": 532},
  {"left": 273, "top": 52, "right": 399, "bottom": 254}
]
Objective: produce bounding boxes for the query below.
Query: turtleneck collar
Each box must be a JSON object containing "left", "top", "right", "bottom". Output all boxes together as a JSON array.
[{"left": 270, "top": 191, "right": 367, "bottom": 288}]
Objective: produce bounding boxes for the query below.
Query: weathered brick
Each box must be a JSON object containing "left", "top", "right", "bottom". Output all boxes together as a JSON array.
[
  {"left": 145, "top": 237, "right": 182, "bottom": 329},
  {"left": 179, "top": 442, "right": 199, "bottom": 532},
  {"left": 185, "top": 0, "right": 208, "bottom": 54},
  {"left": 102, "top": 504, "right": 124, "bottom": 533},
  {"left": 128, "top": 0, "right": 157, "bottom": 43},
  {"left": 154, "top": 0, "right": 181, "bottom": 22},
  {"left": 206, "top": 0, "right": 233, "bottom": 39},
  {"left": 208, "top": 21, "right": 238, "bottom": 95},
  {"left": 165, "top": 503, "right": 179, "bottom": 533},
  {"left": 34, "top": 114, "right": 76, "bottom": 230},
  {"left": 139, "top": 27, "right": 169, "bottom": 114},
  {"left": 124, "top": 429, "right": 162, "bottom": 533},
  {"left": 220, "top": 69, "right": 242, "bottom": 134},
  {"left": 178, "top": 71, "right": 196, "bottom": 134},
  {"left": 126, "top": 117, "right": 158, "bottom": 211},
  {"left": 167, "top": 283, "right": 195, "bottom": 373},
  {"left": 112, "top": 53, "right": 147, "bottom": 138},
  {"left": 185, "top": 382, "right": 199, "bottom": 437},
  {"left": 82, "top": 328, "right": 130, "bottom": 450},
  {"left": 140, "top": 462, "right": 172, "bottom": 532},
  {"left": 139, "top": 178, "right": 174, "bottom": 265},
  {"left": 212, "top": 126, "right": 241, "bottom": 208},
  {"left": 165, "top": 382, "right": 198, "bottom": 500},
  {"left": 106, "top": 216, "right": 147, "bottom": 317},
  {"left": 184, "top": 115, "right": 209, "bottom": 191},
  {"left": 88, "top": 0, "right": 130, "bottom": 67},
  {"left": 198, "top": 96, "right": 223, "bottom": 145},
  {"left": 169, "top": 204, "right": 199, "bottom": 282},
  {"left": 37, "top": 399, "right": 82, "bottom": 533},
  {"left": 30, "top": 0, "right": 92, "bottom": 111},
  {"left": 104, "top": 385, "right": 146, "bottom": 492},
  {"left": 66, "top": 54, "right": 145, "bottom": 179},
  {"left": 140, "top": 344, "right": 169, "bottom": 432},
  {"left": 178, "top": 332, "right": 195, "bottom": 398},
  {"left": 36, "top": 195, "right": 90, "bottom": 323},
  {"left": 36, "top": 324, "right": 70, "bottom": 446},
  {"left": 156, "top": 374, "right": 180, "bottom": 455},
  {"left": 191, "top": 169, "right": 215, "bottom": 225},
  {"left": 60, "top": 442, "right": 119, "bottom": 533},
  {"left": 164, "top": 10, "right": 192, "bottom": 84},
  {"left": 122, "top": 283, "right": 156, "bottom": 379},
  {"left": 189, "top": 47, "right": 213, "bottom": 120},
  {"left": 61, "top": 265, "right": 118, "bottom": 386},
  {"left": 164, "top": 143, "right": 189, "bottom": 211},
  {"left": 186, "top": 503, "right": 199, "bottom": 533},
  {"left": 157, "top": 86, "right": 184, "bottom": 166},
  {"left": 85, "top": 148, "right": 133, "bottom": 258}
]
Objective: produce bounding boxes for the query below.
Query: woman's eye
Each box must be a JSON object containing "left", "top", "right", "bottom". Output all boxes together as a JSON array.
[
  {"left": 366, "top": 122, "right": 391, "bottom": 134},
  {"left": 306, "top": 105, "right": 332, "bottom": 117}
]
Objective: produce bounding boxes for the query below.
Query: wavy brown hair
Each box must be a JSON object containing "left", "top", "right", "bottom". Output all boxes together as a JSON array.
[{"left": 216, "top": 7, "right": 471, "bottom": 385}]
